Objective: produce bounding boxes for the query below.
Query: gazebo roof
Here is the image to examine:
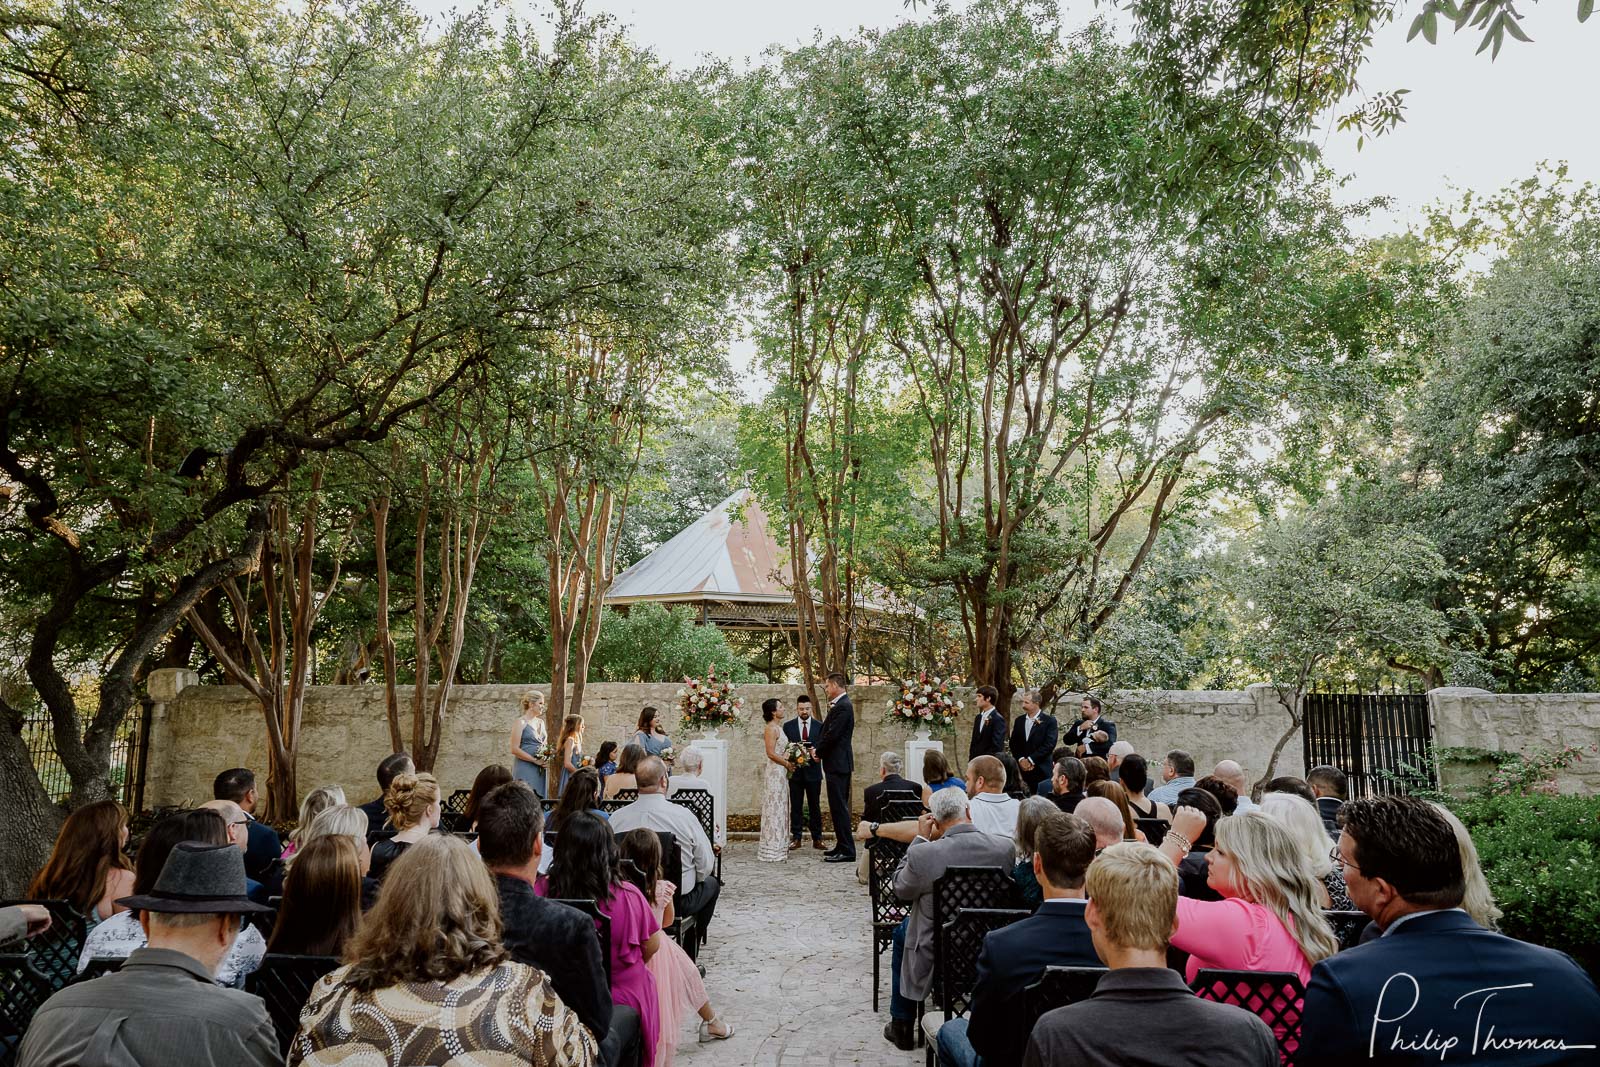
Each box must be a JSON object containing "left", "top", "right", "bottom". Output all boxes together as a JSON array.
[{"left": 606, "top": 490, "right": 790, "bottom": 608}]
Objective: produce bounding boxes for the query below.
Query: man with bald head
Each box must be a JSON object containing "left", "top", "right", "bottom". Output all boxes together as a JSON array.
[
  {"left": 1107, "top": 740, "right": 1135, "bottom": 781},
  {"left": 965, "top": 755, "right": 1020, "bottom": 840},
  {"left": 1212, "top": 760, "right": 1257, "bottom": 813},
  {"left": 609, "top": 755, "right": 721, "bottom": 936},
  {"left": 1075, "top": 796, "right": 1126, "bottom": 850}
]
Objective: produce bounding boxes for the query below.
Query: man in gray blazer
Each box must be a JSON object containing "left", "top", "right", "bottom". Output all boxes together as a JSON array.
[{"left": 879, "top": 786, "right": 1015, "bottom": 1051}]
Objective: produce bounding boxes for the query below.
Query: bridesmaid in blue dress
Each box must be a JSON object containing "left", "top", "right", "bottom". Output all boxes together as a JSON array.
[
  {"left": 555, "top": 714, "right": 586, "bottom": 799},
  {"left": 633, "top": 706, "right": 673, "bottom": 764},
  {"left": 510, "top": 691, "right": 549, "bottom": 799}
]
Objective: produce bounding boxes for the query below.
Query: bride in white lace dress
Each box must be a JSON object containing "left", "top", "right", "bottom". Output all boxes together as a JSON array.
[{"left": 758, "top": 702, "right": 794, "bottom": 862}]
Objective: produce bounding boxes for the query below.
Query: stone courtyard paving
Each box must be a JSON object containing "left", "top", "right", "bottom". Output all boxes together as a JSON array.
[{"left": 672, "top": 839, "right": 923, "bottom": 1067}]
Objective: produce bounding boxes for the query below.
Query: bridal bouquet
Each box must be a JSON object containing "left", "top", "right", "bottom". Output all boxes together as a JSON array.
[
  {"left": 784, "top": 741, "right": 813, "bottom": 777},
  {"left": 659, "top": 745, "right": 677, "bottom": 763},
  {"left": 886, "top": 673, "right": 963, "bottom": 733},
  {"left": 677, "top": 666, "right": 744, "bottom": 729}
]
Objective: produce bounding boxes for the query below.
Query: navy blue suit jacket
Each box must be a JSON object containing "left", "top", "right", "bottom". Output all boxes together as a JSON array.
[
  {"left": 817, "top": 693, "right": 854, "bottom": 775},
  {"left": 967, "top": 899, "right": 1101, "bottom": 1067},
  {"left": 1299, "top": 909, "right": 1600, "bottom": 1067},
  {"left": 781, "top": 717, "right": 823, "bottom": 785},
  {"left": 969, "top": 708, "right": 1007, "bottom": 762},
  {"left": 1008, "top": 712, "right": 1058, "bottom": 786}
]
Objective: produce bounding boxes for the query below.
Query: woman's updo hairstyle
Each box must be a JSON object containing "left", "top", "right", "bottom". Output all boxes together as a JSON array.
[{"left": 384, "top": 771, "right": 440, "bottom": 830}]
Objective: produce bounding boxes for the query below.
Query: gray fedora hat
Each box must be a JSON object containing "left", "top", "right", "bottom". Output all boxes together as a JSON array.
[{"left": 117, "top": 841, "right": 272, "bottom": 914}]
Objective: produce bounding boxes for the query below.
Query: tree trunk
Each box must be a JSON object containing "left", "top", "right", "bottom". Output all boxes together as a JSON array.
[
  {"left": 372, "top": 493, "right": 402, "bottom": 753},
  {"left": 0, "top": 719, "right": 65, "bottom": 896},
  {"left": 1256, "top": 687, "right": 1306, "bottom": 799}
]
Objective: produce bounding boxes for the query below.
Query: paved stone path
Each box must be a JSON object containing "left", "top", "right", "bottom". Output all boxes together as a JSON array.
[{"left": 671, "top": 840, "right": 922, "bottom": 1067}]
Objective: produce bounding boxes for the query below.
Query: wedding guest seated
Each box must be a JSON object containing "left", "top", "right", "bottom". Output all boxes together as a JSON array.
[
  {"left": 538, "top": 814, "right": 660, "bottom": 1067},
  {"left": 863, "top": 752, "right": 917, "bottom": 823},
  {"left": 1259, "top": 791, "right": 1351, "bottom": 909},
  {"left": 477, "top": 782, "right": 626, "bottom": 1064},
  {"left": 28, "top": 799, "right": 134, "bottom": 935},
  {"left": 967, "top": 755, "right": 1021, "bottom": 839},
  {"left": 1034, "top": 746, "right": 1074, "bottom": 795},
  {"left": 1173, "top": 787, "right": 1224, "bottom": 901},
  {"left": 1082, "top": 756, "right": 1111, "bottom": 787},
  {"left": 609, "top": 757, "right": 720, "bottom": 939},
  {"left": 1212, "top": 760, "right": 1257, "bottom": 812},
  {"left": 1107, "top": 739, "right": 1136, "bottom": 781},
  {"left": 1306, "top": 764, "right": 1347, "bottom": 837},
  {"left": 556, "top": 767, "right": 610, "bottom": 824},
  {"left": 213, "top": 768, "right": 282, "bottom": 885},
  {"left": 997, "top": 753, "right": 1030, "bottom": 799},
  {"left": 1300, "top": 795, "right": 1600, "bottom": 1066},
  {"left": 461, "top": 764, "right": 512, "bottom": 830},
  {"left": 920, "top": 749, "right": 967, "bottom": 809},
  {"left": 200, "top": 799, "right": 272, "bottom": 903},
  {"left": 880, "top": 788, "right": 1015, "bottom": 1051},
  {"left": 1008, "top": 796, "right": 1059, "bottom": 909},
  {"left": 1193, "top": 774, "right": 1239, "bottom": 816},
  {"left": 21, "top": 843, "right": 278, "bottom": 1067},
  {"left": 1157, "top": 807, "right": 1337, "bottom": 1052},
  {"left": 1048, "top": 756, "right": 1089, "bottom": 814},
  {"left": 1146, "top": 749, "right": 1196, "bottom": 806},
  {"left": 369, "top": 771, "right": 440, "bottom": 883},
  {"left": 1075, "top": 796, "right": 1128, "bottom": 851},
  {"left": 300, "top": 805, "right": 378, "bottom": 909},
  {"left": 1, "top": 904, "right": 52, "bottom": 945},
  {"left": 666, "top": 748, "right": 712, "bottom": 796},
  {"left": 358, "top": 751, "right": 413, "bottom": 831},
  {"left": 604, "top": 744, "right": 648, "bottom": 800},
  {"left": 595, "top": 741, "right": 620, "bottom": 784},
  {"left": 1432, "top": 801, "right": 1503, "bottom": 931},
  {"left": 1023, "top": 843, "right": 1278, "bottom": 1067},
  {"left": 1120, "top": 754, "right": 1171, "bottom": 822},
  {"left": 294, "top": 835, "right": 596, "bottom": 1066},
  {"left": 78, "top": 808, "right": 266, "bottom": 986},
  {"left": 939, "top": 812, "right": 1101, "bottom": 1067},
  {"left": 1260, "top": 775, "right": 1317, "bottom": 806},
  {"left": 1087, "top": 780, "right": 1144, "bottom": 842},
  {"left": 282, "top": 786, "right": 345, "bottom": 860},
  {"left": 266, "top": 836, "right": 363, "bottom": 958}
]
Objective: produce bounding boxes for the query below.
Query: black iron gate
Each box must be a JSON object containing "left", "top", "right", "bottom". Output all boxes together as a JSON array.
[{"left": 1302, "top": 691, "right": 1436, "bottom": 798}]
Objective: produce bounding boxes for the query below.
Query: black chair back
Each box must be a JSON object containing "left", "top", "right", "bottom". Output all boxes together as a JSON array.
[
  {"left": 600, "top": 798, "right": 633, "bottom": 814},
  {"left": 75, "top": 956, "right": 125, "bottom": 982},
  {"left": 866, "top": 837, "right": 909, "bottom": 1012},
  {"left": 365, "top": 829, "right": 397, "bottom": 847},
  {"left": 883, "top": 798, "right": 924, "bottom": 824},
  {"left": 0, "top": 899, "right": 86, "bottom": 991},
  {"left": 613, "top": 788, "right": 639, "bottom": 803},
  {"left": 930, "top": 867, "right": 1022, "bottom": 1018},
  {"left": 1135, "top": 818, "right": 1169, "bottom": 846},
  {"left": 0, "top": 954, "right": 53, "bottom": 1066},
  {"left": 1191, "top": 968, "right": 1304, "bottom": 1065},
  {"left": 443, "top": 789, "right": 472, "bottom": 815},
  {"left": 1019, "top": 964, "right": 1107, "bottom": 1036},
  {"left": 541, "top": 799, "right": 558, "bottom": 814},
  {"left": 242, "top": 906, "right": 277, "bottom": 943},
  {"left": 1323, "top": 908, "right": 1373, "bottom": 951},
  {"left": 550, "top": 899, "right": 613, "bottom": 984},
  {"left": 669, "top": 788, "right": 719, "bottom": 879},
  {"left": 652, "top": 831, "right": 697, "bottom": 961},
  {"left": 938, "top": 907, "right": 1031, "bottom": 1017},
  {"left": 245, "top": 953, "right": 342, "bottom": 1056}
]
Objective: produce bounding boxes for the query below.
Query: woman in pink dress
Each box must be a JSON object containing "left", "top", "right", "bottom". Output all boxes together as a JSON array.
[
  {"left": 1158, "top": 807, "right": 1338, "bottom": 1056},
  {"left": 537, "top": 813, "right": 662, "bottom": 1067},
  {"left": 617, "top": 830, "right": 733, "bottom": 1065}
]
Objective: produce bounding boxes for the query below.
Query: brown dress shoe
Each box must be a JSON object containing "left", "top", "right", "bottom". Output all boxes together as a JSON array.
[
  {"left": 789, "top": 839, "right": 801, "bottom": 851},
  {"left": 812, "top": 840, "right": 826, "bottom": 850}
]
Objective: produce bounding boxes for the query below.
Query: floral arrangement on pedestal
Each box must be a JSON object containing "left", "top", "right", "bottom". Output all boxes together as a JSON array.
[
  {"left": 886, "top": 673, "right": 963, "bottom": 734},
  {"left": 677, "top": 666, "right": 744, "bottom": 731}
]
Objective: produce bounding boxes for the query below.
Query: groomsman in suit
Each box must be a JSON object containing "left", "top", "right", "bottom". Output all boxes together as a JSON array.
[
  {"left": 782, "top": 696, "right": 825, "bottom": 850},
  {"left": 1008, "top": 690, "right": 1058, "bottom": 794},
  {"left": 1300, "top": 794, "right": 1600, "bottom": 1066},
  {"left": 817, "top": 672, "right": 857, "bottom": 863},
  {"left": 968, "top": 685, "right": 1007, "bottom": 762},
  {"left": 1062, "top": 694, "right": 1116, "bottom": 758}
]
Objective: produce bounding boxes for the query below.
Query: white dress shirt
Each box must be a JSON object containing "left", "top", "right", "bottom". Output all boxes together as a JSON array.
[
  {"left": 968, "top": 791, "right": 1021, "bottom": 840},
  {"left": 608, "top": 792, "right": 715, "bottom": 891}
]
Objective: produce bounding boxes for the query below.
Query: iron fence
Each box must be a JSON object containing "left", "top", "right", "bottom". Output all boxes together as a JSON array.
[
  {"left": 22, "top": 700, "right": 152, "bottom": 810},
  {"left": 1302, "top": 690, "right": 1436, "bottom": 798}
]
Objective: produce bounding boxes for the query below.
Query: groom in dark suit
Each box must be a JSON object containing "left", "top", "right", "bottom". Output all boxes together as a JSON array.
[
  {"left": 1008, "top": 689, "right": 1058, "bottom": 793},
  {"left": 817, "top": 672, "right": 856, "bottom": 863},
  {"left": 782, "top": 695, "right": 825, "bottom": 850}
]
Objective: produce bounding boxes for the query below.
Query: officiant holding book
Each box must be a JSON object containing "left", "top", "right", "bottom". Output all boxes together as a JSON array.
[{"left": 784, "top": 696, "right": 825, "bottom": 850}]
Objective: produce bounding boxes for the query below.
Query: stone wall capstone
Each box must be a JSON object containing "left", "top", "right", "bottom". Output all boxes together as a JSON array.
[
  {"left": 141, "top": 676, "right": 1306, "bottom": 816},
  {"left": 1430, "top": 687, "right": 1600, "bottom": 793}
]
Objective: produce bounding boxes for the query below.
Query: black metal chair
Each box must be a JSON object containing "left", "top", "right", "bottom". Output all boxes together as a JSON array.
[
  {"left": 439, "top": 789, "right": 473, "bottom": 832},
  {"left": 1019, "top": 964, "right": 1108, "bottom": 1035},
  {"left": 365, "top": 828, "right": 397, "bottom": 847},
  {"left": 669, "top": 789, "right": 719, "bottom": 881},
  {"left": 921, "top": 868, "right": 1021, "bottom": 1051},
  {"left": 867, "top": 837, "right": 910, "bottom": 1012},
  {"left": 612, "top": 788, "right": 639, "bottom": 803},
  {"left": 245, "top": 953, "right": 342, "bottom": 1056},
  {"left": 1323, "top": 908, "right": 1373, "bottom": 951},
  {"left": 0, "top": 900, "right": 86, "bottom": 991},
  {"left": 550, "top": 899, "right": 613, "bottom": 985},
  {"left": 542, "top": 799, "right": 558, "bottom": 814},
  {"left": 883, "top": 798, "right": 925, "bottom": 824},
  {"left": 1191, "top": 969, "right": 1305, "bottom": 1066},
  {"left": 74, "top": 957, "right": 125, "bottom": 982},
  {"left": 654, "top": 831, "right": 698, "bottom": 962},
  {"left": 0, "top": 954, "right": 53, "bottom": 1067},
  {"left": 1135, "top": 817, "right": 1170, "bottom": 846},
  {"left": 242, "top": 906, "right": 277, "bottom": 945},
  {"left": 937, "top": 907, "right": 1031, "bottom": 1018}
]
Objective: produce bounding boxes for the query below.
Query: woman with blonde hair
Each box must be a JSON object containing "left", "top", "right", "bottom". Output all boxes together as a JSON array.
[
  {"left": 291, "top": 836, "right": 596, "bottom": 1066},
  {"left": 369, "top": 772, "right": 440, "bottom": 882},
  {"left": 1259, "top": 791, "right": 1352, "bottom": 910},
  {"left": 1432, "top": 801, "right": 1502, "bottom": 929},
  {"left": 305, "top": 804, "right": 378, "bottom": 909},
  {"left": 512, "top": 690, "right": 551, "bottom": 799},
  {"left": 556, "top": 714, "right": 586, "bottom": 798},
  {"left": 283, "top": 785, "right": 346, "bottom": 860},
  {"left": 28, "top": 799, "right": 135, "bottom": 931}
]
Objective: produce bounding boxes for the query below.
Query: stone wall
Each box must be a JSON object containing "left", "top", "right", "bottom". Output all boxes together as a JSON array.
[
  {"left": 142, "top": 675, "right": 1304, "bottom": 816},
  {"left": 1430, "top": 687, "right": 1600, "bottom": 793}
]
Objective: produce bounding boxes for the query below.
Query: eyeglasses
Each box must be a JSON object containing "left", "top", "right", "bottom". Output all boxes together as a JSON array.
[
  {"left": 231, "top": 819, "right": 249, "bottom": 828},
  {"left": 1329, "top": 845, "right": 1359, "bottom": 873}
]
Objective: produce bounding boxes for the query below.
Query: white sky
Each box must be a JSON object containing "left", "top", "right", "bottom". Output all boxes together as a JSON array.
[{"left": 412, "top": 0, "right": 1597, "bottom": 389}]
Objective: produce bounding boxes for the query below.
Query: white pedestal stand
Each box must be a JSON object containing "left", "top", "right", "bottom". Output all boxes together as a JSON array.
[
  {"left": 688, "top": 732, "right": 729, "bottom": 845},
  {"left": 905, "top": 729, "right": 944, "bottom": 787}
]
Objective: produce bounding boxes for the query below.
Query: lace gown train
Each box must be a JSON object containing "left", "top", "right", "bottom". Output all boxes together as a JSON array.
[{"left": 757, "top": 748, "right": 789, "bottom": 862}]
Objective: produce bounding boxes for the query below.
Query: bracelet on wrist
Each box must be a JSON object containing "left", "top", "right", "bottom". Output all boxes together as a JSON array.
[{"left": 1166, "top": 831, "right": 1192, "bottom": 854}]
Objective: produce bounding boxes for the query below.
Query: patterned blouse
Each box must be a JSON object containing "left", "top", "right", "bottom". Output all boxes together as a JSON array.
[
  {"left": 77, "top": 910, "right": 267, "bottom": 987},
  {"left": 290, "top": 959, "right": 596, "bottom": 1067}
]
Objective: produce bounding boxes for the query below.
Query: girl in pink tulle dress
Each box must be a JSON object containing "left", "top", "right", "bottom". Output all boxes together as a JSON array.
[{"left": 618, "top": 829, "right": 733, "bottom": 1065}]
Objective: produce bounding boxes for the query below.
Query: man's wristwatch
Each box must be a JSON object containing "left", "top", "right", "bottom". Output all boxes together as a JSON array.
[{"left": 869, "top": 822, "right": 880, "bottom": 839}]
